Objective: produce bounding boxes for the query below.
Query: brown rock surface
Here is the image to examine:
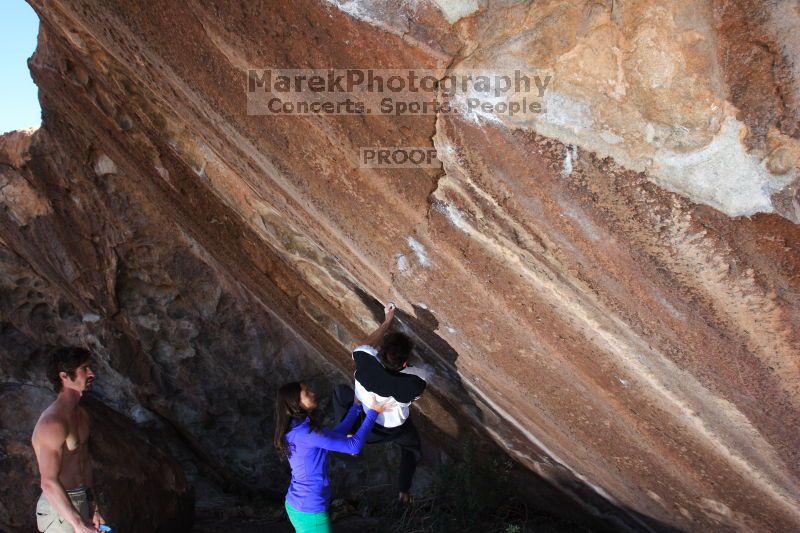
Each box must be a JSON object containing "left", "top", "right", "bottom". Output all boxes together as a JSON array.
[{"left": 0, "top": 0, "right": 798, "bottom": 531}]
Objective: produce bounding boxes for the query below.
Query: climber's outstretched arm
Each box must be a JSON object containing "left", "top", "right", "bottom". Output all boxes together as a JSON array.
[{"left": 359, "top": 302, "right": 395, "bottom": 347}]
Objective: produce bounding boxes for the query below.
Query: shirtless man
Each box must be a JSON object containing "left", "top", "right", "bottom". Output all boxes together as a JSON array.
[{"left": 31, "top": 347, "right": 106, "bottom": 533}]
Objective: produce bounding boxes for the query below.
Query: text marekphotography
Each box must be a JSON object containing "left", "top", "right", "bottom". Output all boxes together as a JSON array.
[{"left": 246, "top": 68, "right": 551, "bottom": 117}]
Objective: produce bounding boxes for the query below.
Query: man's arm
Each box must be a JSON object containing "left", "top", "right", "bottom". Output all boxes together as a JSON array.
[
  {"left": 359, "top": 303, "right": 395, "bottom": 348},
  {"left": 33, "top": 419, "right": 92, "bottom": 531}
]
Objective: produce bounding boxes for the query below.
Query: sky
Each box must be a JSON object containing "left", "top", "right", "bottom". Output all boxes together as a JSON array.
[{"left": 0, "top": 1, "right": 41, "bottom": 134}]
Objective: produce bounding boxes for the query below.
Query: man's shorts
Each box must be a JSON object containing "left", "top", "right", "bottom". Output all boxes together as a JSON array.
[{"left": 36, "top": 487, "right": 92, "bottom": 533}]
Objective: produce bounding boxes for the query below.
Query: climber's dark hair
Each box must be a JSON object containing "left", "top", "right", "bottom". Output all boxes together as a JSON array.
[
  {"left": 378, "top": 332, "right": 414, "bottom": 371},
  {"left": 273, "top": 382, "right": 322, "bottom": 461},
  {"left": 47, "top": 347, "right": 91, "bottom": 392}
]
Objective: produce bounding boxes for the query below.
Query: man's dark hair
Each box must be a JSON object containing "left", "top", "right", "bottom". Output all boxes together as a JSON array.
[
  {"left": 47, "top": 347, "right": 91, "bottom": 392},
  {"left": 378, "top": 332, "right": 414, "bottom": 371}
]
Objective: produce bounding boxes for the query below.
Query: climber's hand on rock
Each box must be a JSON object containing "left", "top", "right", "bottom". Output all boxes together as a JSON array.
[
  {"left": 360, "top": 303, "right": 396, "bottom": 348},
  {"left": 384, "top": 302, "right": 396, "bottom": 323}
]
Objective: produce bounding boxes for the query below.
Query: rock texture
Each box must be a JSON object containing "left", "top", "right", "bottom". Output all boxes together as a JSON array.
[{"left": 1, "top": 0, "right": 798, "bottom": 531}]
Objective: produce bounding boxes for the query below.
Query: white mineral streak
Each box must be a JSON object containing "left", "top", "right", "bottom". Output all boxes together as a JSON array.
[
  {"left": 430, "top": 0, "right": 481, "bottom": 24},
  {"left": 407, "top": 235, "right": 432, "bottom": 267}
]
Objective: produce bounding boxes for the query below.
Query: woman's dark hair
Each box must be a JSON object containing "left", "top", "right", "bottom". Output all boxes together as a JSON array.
[
  {"left": 273, "top": 382, "right": 322, "bottom": 461},
  {"left": 47, "top": 347, "right": 91, "bottom": 392},
  {"left": 378, "top": 332, "right": 414, "bottom": 371}
]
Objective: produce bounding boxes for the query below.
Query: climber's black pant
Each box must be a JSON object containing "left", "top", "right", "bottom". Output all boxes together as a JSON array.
[{"left": 333, "top": 384, "right": 421, "bottom": 494}]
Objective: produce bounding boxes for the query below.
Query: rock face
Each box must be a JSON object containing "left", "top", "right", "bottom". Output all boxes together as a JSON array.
[{"left": 0, "top": 0, "right": 798, "bottom": 531}]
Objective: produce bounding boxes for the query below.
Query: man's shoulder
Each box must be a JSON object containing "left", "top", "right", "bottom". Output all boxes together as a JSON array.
[
  {"left": 353, "top": 344, "right": 378, "bottom": 356},
  {"left": 32, "top": 409, "right": 68, "bottom": 444},
  {"left": 405, "top": 373, "right": 427, "bottom": 398},
  {"left": 36, "top": 401, "right": 67, "bottom": 425},
  {"left": 352, "top": 345, "right": 380, "bottom": 370}
]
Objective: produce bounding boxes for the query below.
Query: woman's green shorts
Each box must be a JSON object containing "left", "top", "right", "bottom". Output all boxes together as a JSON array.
[{"left": 285, "top": 501, "right": 331, "bottom": 533}]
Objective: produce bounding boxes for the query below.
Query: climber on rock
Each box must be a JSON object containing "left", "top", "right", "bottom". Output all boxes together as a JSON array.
[
  {"left": 31, "top": 347, "right": 107, "bottom": 533},
  {"left": 333, "top": 302, "right": 431, "bottom": 505}
]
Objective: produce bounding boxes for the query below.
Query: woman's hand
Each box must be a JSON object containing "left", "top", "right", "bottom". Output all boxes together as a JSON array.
[{"left": 368, "top": 397, "right": 396, "bottom": 414}]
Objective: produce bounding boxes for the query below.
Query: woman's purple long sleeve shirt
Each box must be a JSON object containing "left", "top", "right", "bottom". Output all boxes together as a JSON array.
[{"left": 285, "top": 404, "right": 377, "bottom": 513}]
